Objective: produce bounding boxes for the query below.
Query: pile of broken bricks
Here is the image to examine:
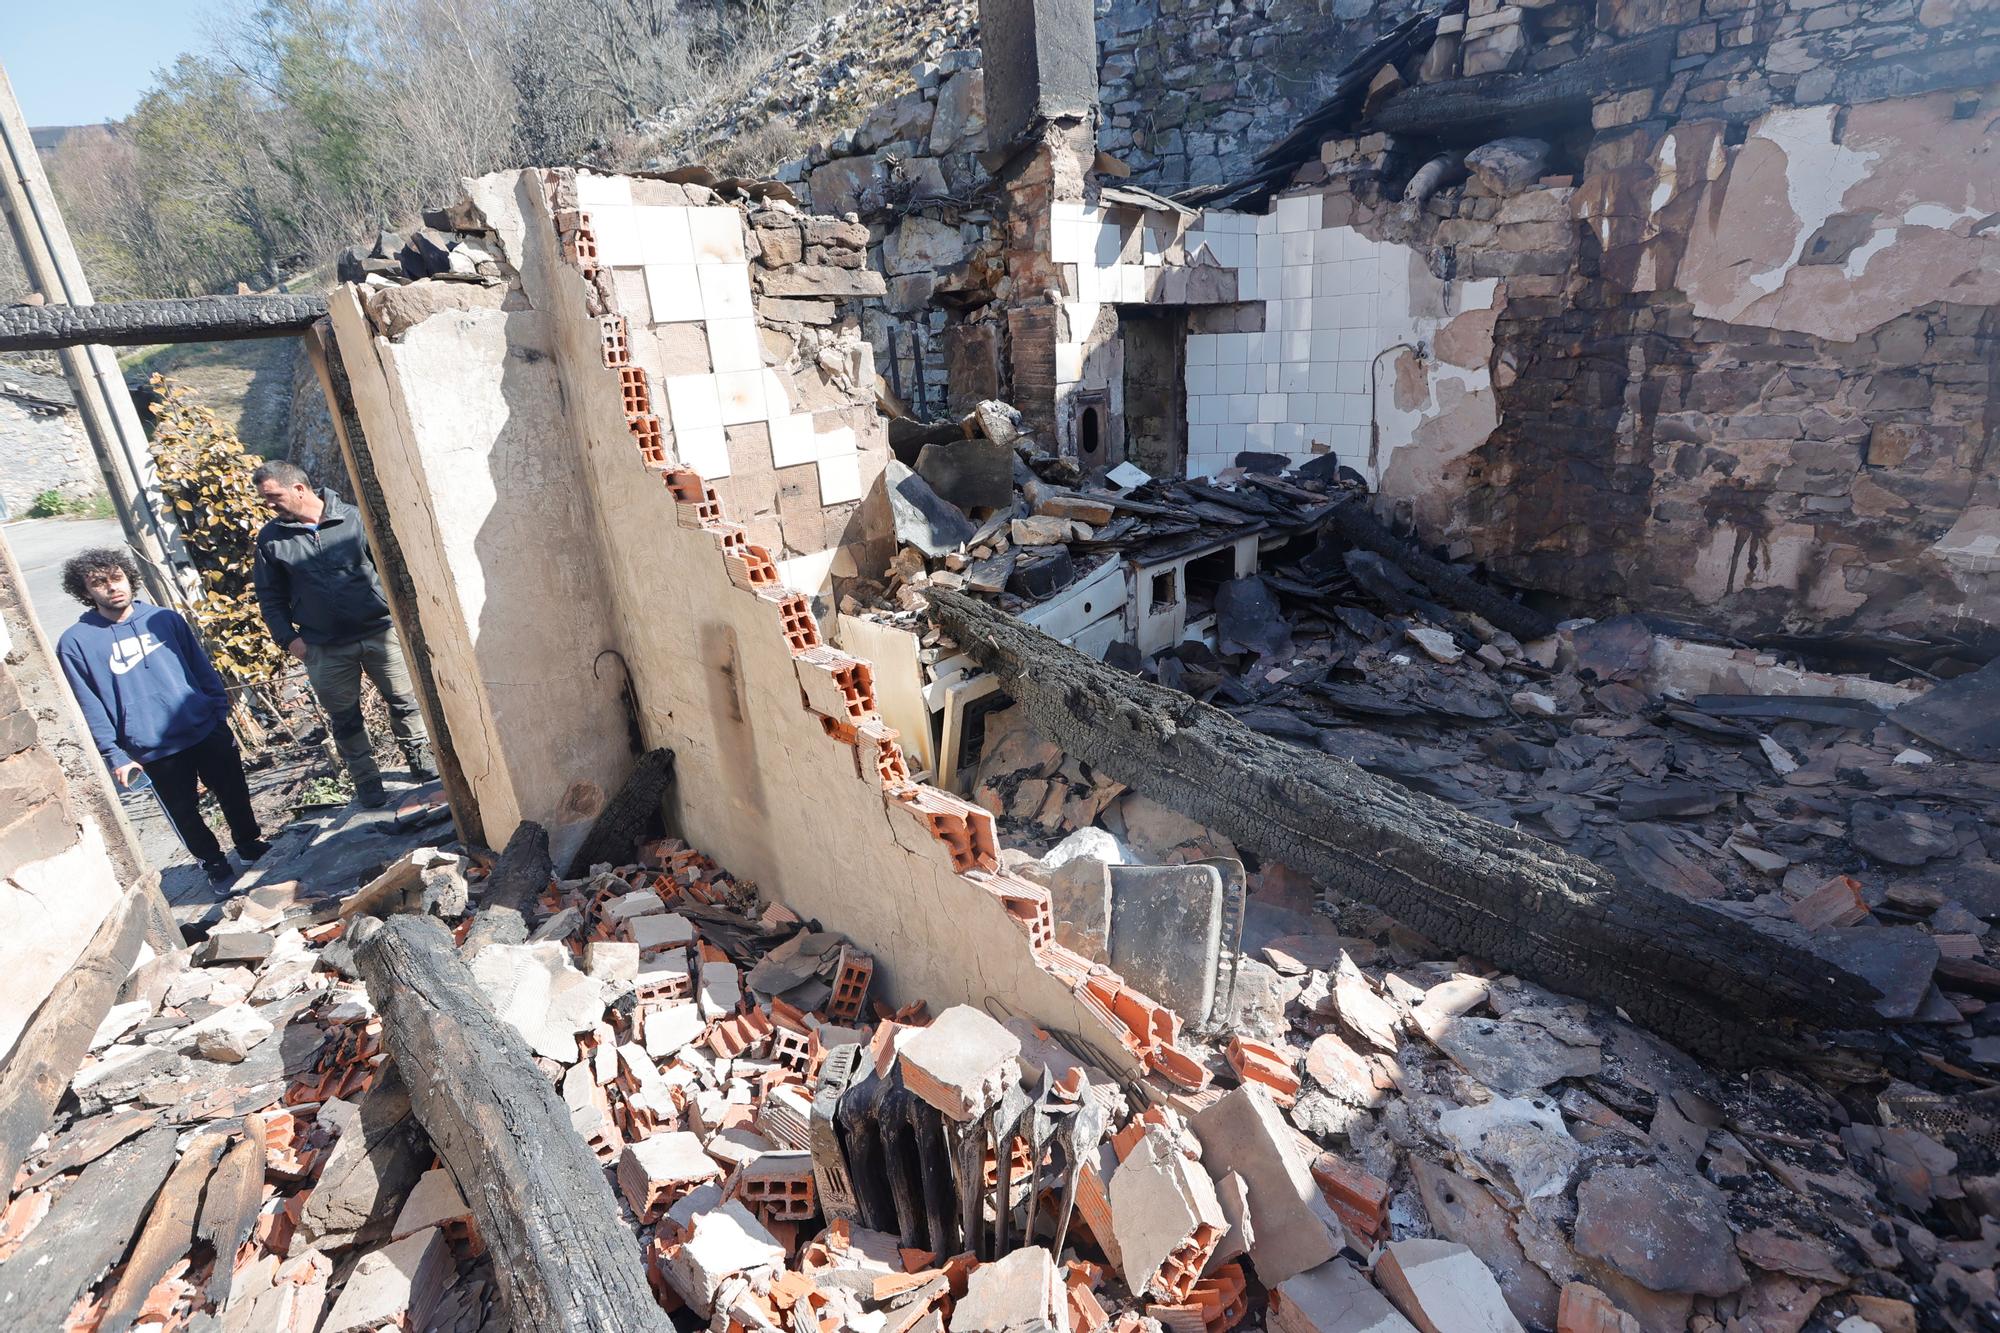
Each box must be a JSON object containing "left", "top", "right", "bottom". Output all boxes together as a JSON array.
[{"left": 8, "top": 794, "right": 1999, "bottom": 1333}]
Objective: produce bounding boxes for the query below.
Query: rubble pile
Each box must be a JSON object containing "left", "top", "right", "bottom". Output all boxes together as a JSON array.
[{"left": 639, "top": 0, "right": 980, "bottom": 179}]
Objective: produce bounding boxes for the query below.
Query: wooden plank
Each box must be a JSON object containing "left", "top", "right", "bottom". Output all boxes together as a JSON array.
[
  {"left": 354, "top": 915, "right": 673, "bottom": 1332},
  {"left": 98, "top": 1129, "right": 227, "bottom": 1332},
  {"left": 195, "top": 1120, "right": 267, "bottom": 1312},
  {"left": 0, "top": 893, "right": 147, "bottom": 1194},
  {"left": 462, "top": 821, "right": 553, "bottom": 957},
  {"left": 837, "top": 617, "right": 938, "bottom": 776},
  {"left": 0, "top": 293, "right": 328, "bottom": 352},
  {"left": 0, "top": 1125, "right": 177, "bottom": 1321},
  {"left": 929, "top": 589, "right": 1883, "bottom": 1065}
]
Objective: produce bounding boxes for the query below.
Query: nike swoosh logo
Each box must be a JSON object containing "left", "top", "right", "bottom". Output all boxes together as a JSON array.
[{"left": 109, "top": 633, "right": 165, "bottom": 675}]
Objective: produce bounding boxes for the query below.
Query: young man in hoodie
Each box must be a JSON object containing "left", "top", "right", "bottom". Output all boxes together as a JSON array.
[
  {"left": 55, "top": 547, "right": 269, "bottom": 885},
  {"left": 250, "top": 462, "right": 434, "bottom": 809}
]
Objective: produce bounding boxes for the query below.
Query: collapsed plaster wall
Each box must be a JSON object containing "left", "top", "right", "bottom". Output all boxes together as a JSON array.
[
  {"left": 0, "top": 537, "right": 142, "bottom": 1060},
  {"left": 330, "top": 167, "right": 1209, "bottom": 1089}
]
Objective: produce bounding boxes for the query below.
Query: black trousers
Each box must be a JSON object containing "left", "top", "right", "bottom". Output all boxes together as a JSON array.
[{"left": 142, "top": 722, "right": 261, "bottom": 865}]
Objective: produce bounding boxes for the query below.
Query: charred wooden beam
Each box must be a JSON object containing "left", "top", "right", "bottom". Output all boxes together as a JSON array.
[
  {"left": 565, "top": 748, "right": 676, "bottom": 878},
  {"left": 0, "top": 892, "right": 150, "bottom": 1193},
  {"left": 1324, "top": 498, "right": 1556, "bottom": 642},
  {"left": 0, "top": 293, "right": 329, "bottom": 352},
  {"left": 929, "top": 589, "right": 1882, "bottom": 1065},
  {"left": 1365, "top": 32, "right": 1677, "bottom": 138},
  {"left": 462, "top": 821, "right": 553, "bottom": 956},
  {"left": 353, "top": 915, "right": 671, "bottom": 1333}
]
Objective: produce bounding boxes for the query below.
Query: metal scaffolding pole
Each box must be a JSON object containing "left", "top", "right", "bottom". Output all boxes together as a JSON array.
[{"left": 0, "top": 63, "right": 191, "bottom": 608}]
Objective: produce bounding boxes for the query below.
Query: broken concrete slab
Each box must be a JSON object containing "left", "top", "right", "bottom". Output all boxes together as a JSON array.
[
  {"left": 1270, "top": 1259, "right": 1419, "bottom": 1333},
  {"left": 320, "top": 1226, "right": 451, "bottom": 1333},
  {"left": 660, "top": 1200, "right": 786, "bottom": 1317},
  {"left": 1433, "top": 1015, "right": 1602, "bottom": 1094},
  {"left": 916, "top": 438, "right": 1016, "bottom": 512},
  {"left": 1189, "top": 1086, "right": 1345, "bottom": 1284},
  {"left": 1572, "top": 1162, "right": 1747, "bottom": 1297},
  {"left": 1375, "top": 1238, "right": 1525, "bottom": 1333},
  {"left": 1435, "top": 1095, "right": 1581, "bottom": 1203},
  {"left": 182, "top": 1003, "right": 277, "bottom": 1064},
  {"left": 1408, "top": 1157, "right": 1562, "bottom": 1329},
  {"left": 1110, "top": 1128, "right": 1227, "bottom": 1299},
  {"left": 896, "top": 1004, "right": 1022, "bottom": 1121},
  {"left": 952, "top": 1243, "right": 1068, "bottom": 1333},
  {"left": 885, "top": 459, "right": 976, "bottom": 557},
  {"left": 1106, "top": 862, "right": 1223, "bottom": 1026}
]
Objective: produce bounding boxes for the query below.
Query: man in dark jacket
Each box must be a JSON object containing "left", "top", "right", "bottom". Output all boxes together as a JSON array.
[
  {"left": 56, "top": 547, "right": 269, "bottom": 884},
  {"left": 251, "top": 462, "right": 434, "bottom": 808}
]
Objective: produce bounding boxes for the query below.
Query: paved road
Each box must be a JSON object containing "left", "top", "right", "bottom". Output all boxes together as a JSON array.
[{"left": 4, "top": 515, "right": 124, "bottom": 635}]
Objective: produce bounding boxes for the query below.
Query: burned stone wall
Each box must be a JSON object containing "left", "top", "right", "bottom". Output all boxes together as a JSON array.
[
  {"left": 1223, "top": 0, "right": 2000, "bottom": 640},
  {"left": 1095, "top": 0, "right": 1425, "bottom": 189}
]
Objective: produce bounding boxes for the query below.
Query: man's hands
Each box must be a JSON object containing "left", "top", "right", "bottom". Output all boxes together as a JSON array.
[
  {"left": 286, "top": 637, "right": 308, "bottom": 662},
  {"left": 114, "top": 762, "right": 143, "bottom": 788}
]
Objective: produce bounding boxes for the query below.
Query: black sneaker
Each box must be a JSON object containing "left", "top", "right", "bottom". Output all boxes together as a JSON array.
[
  {"left": 237, "top": 838, "right": 273, "bottom": 862},
  {"left": 354, "top": 780, "right": 389, "bottom": 809},
  {"left": 203, "top": 858, "right": 236, "bottom": 885}
]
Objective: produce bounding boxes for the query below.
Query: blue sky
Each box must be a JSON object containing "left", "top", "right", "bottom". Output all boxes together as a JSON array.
[{"left": 5, "top": 1, "right": 212, "bottom": 126}]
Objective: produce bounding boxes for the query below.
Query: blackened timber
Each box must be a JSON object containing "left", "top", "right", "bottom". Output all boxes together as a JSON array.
[
  {"left": 0, "top": 893, "right": 149, "bottom": 1194},
  {"left": 1365, "top": 32, "right": 1678, "bottom": 138},
  {"left": 928, "top": 590, "right": 1881, "bottom": 1065},
  {"left": 462, "top": 821, "right": 553, "bottom": 956},
  {"left": 0, "top": 293, "right": 328, "bottom": 352},
  {"left": 354, "top": 915, "right": 672, "bottom": 1333},
  {"left": 565, "top": 748, "right": 676, "bottom": 877},
  {"left": 1324, "top": 498, "right": 1557, "bottom": 642}
]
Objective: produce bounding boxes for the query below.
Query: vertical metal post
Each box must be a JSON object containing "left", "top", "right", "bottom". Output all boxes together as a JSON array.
[{"left": 0, "top": 63, "right": 191, "bottom": 609}]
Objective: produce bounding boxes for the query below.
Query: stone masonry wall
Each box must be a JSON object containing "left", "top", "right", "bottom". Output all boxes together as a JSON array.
[{"left": 0, "top": 379, "right": 96, "bottom": 520}]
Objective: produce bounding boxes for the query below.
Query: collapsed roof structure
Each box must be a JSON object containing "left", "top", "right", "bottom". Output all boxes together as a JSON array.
[{"left": 2, "top": 0, "right": 1998, "bottom": 1327}]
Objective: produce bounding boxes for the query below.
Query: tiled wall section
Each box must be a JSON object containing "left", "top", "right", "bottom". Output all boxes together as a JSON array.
[
  {"left": 1052, "top": 192, "right": 1498, "bottom": 483},
  {"left": 575, "top": 173, "right": 867, "bottom": 512}
]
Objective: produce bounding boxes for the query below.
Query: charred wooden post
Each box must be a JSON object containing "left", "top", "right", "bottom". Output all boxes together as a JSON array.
[
  {"left": 0, "top": 293, "right": 329, "bottom": 352},
  {"left": 565, "top": 748, "right": 676, "bottom": 878},
  {"left": 462, "top": 821, "right": 553, "bottom": 956},
  {"left": 354, "top": 914, "right": 672, "bottom": 1333},
  {"left": 929, "top": 589, "right": 1882, "bottom": 1064}
]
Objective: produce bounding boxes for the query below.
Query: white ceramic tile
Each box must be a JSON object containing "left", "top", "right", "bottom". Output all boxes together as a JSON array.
[
  {"left": 769, "top": 414, "right": 817, "bottom": 468},
  {"left": 1280, "top": 363, "right": 1313, "bottom": 394},
  {"left": 1275, "top": 422, "right": 1306, "bottom": 451},
  {"left": 1281, "top": 232, "right": 1314, "bottom": 267},
  {"left": 664, "top": 374, "right": 722, "bottom": 431},
  {"left": 1257, "top": 393, "right": 1286, "bottom": 424},
  {"left": 1339, "top": 329, "right": 1376, "bottom": 360},
  {"left": 1285, "top": 299, "right": 1315, "bottom": 331},
  {"left": 576, "top": 173, "right": 632, "bottom": 209},
  {"left": 1261, "top": 362, "right": 1283, "bottom": 392},
  {"left": 1190, "top": 423, "right": 1219, "bottom": 450},
  {"left": 1245, "top": 422, "right": 1275, "bottom": 449},
  {"left": 1227, "top": 394, "right": 1258, "bottom": 425},
  {"left": 1216, "top": 363, "right": 1248, "bottom": 395},
  {"left": 1187, "top": 335, "right": 1218, "bottom": 366},
  {"left": 1276, "top": 195, "right": 1314, "bottom": 234},
  {"left": 590, "top": 206, "right": 642, "bottom": 265},
  {"left": 639, "top": 207, "right": 695, "bottom": 265},
  {"left": 1280, "top": 266, "right": 1311, "bottom": 300},
  {"left": 1122, "top": 266, "right": 1150, "bottom": 302},
  {"left": 815, "top": 424, "right": 858, "bottom": 461},
  {"left": 760, "top": 370, "right": 793, "bottom": 421},
  {"left": 1215, "top": 334, "right": 1246, "bottom": 365},
  {"left": 1281, "top": 331, "right": 1312, "bottom": 362},
  {"left": 1256, "top": 234, "right": 1282, "bottom": 269},
  {"left": 698, "top": 265, "right": 753, "bottom": 320},
  {"left": 1313, "top": 295, "right": 1343, "bottom": 328},
  {"left": 706, "top": 317, "right": 762, "bottom": 374},
  {"left": 1188, "top": 365, "right": 1218, "bottom": 396},
  {"left": 687, "top": 208, "right": 747, "bottom": 263},
  {"left": 714, "top": 369, "right": 765, "bottom": 426},
  {"left": 678, "top": 425, "right": 730, "bottom": 478},
  {"left": 817, "top": 453, "right": 863, "bottom": 505},
  {"left": 1336, "top": 361, "right": 1367, "bottom": 394},
  {"left": 1340, "top": 393, "right": 1373, "bottom": 426},
  {"left": 645, "top": 265, "right": 703, "bottom": 322},
  {"left": 1052, "top": 201, "right": 1085, "bottom": 224},
  {"left": 1093, "top": 222, "right": 1124, "bottom": 267},
  {"left": 1217, "top": 422, "right": 1249, "bottom": 451}
]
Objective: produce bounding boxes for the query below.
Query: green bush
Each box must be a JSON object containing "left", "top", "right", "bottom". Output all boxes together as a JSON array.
[{"left": 25, "top": 489, "right": 109, "bottom": 518}]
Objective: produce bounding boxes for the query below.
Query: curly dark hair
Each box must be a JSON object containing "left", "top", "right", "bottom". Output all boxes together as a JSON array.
[{"left": 60, "top": 547, "right": 143, "bottom": 607}]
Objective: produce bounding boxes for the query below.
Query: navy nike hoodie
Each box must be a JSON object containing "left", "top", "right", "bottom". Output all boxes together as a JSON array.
[{"left": 56, "top": 601, "right": 229, "bottom": 768}]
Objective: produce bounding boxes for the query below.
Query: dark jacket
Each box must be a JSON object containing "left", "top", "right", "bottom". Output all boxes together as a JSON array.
[
  {"left": 252, "top": 489, "right": 393, "bottom": 648},
  {"left": 57, "top": 601, "right": 229, "bottom": 767}
]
